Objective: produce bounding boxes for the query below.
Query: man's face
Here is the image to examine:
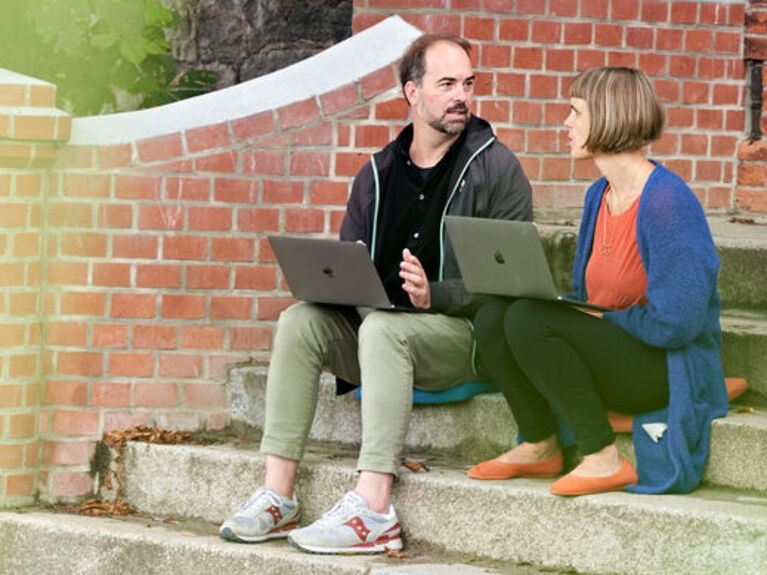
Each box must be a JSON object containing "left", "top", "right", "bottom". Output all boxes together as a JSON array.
[{"left": 410, "top": 41, "right": 474, "bottom": 135}]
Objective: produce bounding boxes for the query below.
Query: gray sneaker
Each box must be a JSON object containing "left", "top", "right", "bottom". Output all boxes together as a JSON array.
[
  {"left": 287, "top": 491, "right": 402, "bottom": 554},
  {"left": 219, "top": 486, "right": 300, "bottom": 543}
]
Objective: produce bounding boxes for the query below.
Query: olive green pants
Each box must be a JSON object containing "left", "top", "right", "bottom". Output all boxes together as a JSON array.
[{"left": 260, "top": 301, "right": 476, "bottom": 476}]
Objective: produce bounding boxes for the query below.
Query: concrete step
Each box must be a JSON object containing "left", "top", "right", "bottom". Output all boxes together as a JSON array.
[
  {"left": 102, "top": 441, "right": 767, "bottom": 575},
  {"left": 538, "top": 216, "right": 767, "bottom": 311},
  {"left": 721, "top": 311, "right": 767, "bottom": 396},
  {"left": 0, "top": 509, "right": 551, "bottom": 575},
  {"left": 227, "top": 366, "right": 767, "bottom": 493}
]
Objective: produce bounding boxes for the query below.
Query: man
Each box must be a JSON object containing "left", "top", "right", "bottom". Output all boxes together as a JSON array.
[{"left": 219, "top": 33, "right": 533, "bottom": 554}]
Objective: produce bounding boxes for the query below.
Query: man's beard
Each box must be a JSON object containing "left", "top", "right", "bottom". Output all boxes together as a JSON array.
[{"left": 421, "top": 102, "right": 470, "bottom": 135}]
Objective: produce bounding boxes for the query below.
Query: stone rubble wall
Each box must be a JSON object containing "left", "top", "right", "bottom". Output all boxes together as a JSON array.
[{"left": 163, "top": 0, "right": 353, "bottom": 89}]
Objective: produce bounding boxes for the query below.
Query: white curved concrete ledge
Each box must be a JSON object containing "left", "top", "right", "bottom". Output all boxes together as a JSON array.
[
  {"left": 0, "top": 69, "right": 55, "bottom": 86},
  {"left": 70, "top": 16, "right": 422, "bottom": 146}
]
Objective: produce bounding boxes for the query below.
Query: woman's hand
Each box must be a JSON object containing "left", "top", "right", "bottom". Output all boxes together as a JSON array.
[
  {"left": 399, "top": 248, "right": 431, "bottom": 309},
  {"left": 576, "top": 307, "right": 603, "bottom": 319}
]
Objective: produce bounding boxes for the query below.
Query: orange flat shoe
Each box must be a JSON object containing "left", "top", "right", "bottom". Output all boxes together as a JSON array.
[
  {"left": 467, "top": 452, "right": 563, "bottom": 480},
  {"left": 549, "top": 456, "right": 637, "bottom": 496}
]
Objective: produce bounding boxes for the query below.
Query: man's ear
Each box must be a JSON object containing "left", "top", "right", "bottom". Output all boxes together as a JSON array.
[{"left": 404, "top": 80, "right": 418, "bottom": 107}]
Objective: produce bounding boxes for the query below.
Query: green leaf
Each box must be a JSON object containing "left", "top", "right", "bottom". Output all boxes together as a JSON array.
[
  {"left": 96, "top": 0, "right": 145, "bottom": 43},
  {"left": 111, "top": 59, "right": 143, "bottom": 92},
  {"left": 143, "top": 36, "right": 171, "bottom": 55},
  {"left": 143, "top": 25, "right": 166, "bottom": 43},
  {"left": 143, "top": 54, "right": 177, "bottom": 87},
  {"left": 144, "top": 2, "right": 178, "bottom": 29},
  {"left": 9, "top": 0, "right": 204, "bottom": 113},
  {"left": 171, "top": 69, "right": 219, "bottom": 101},
  {"left": 174, "top": 69, "right": 219, "bottom": 89},
  {"left": 90, "top": 33, "right": 118, "bottom": 49},
  {"left": 24, "top": 0, "right": 90, "bottom": 53},
  {"left": 120, "top": 37, "right": 149, "bottom": 64},
  {"left": 142, "top": 89, "right": 175, "bottom": 108},
  {"left": 133, "top": 74, "right": 162, "bottom": 95}
]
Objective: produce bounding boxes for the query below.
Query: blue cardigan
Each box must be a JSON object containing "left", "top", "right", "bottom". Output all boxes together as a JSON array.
[{"left": 570, "top": 162, "right": 728, "bottom": 494}]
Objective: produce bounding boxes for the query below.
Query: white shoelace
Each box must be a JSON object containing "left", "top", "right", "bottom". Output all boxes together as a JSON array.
[
  {"left": 239, "top": 487, "right": 280, "bottom": 515},
  {"left": 314, "top": 492, "right": 365, "bottom": 527}
]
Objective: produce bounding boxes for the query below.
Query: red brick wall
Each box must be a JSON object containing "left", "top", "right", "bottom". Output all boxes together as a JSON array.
[
  {"left": 0, "top": 78, "right": 66, "bottom": 504},
  {"left": 35, "top": 62, "right": 409, "bottom": 500},
  {"left": 739, "top": 0, "right": 767, "bottom": 210},
  {"left": 354, "top": 0, "right": 751, "bottom": 210}
]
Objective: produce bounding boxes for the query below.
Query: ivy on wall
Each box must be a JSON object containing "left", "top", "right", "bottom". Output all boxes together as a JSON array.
[{"left": 0, "top": 0, "right": 217, "bottom": 115}]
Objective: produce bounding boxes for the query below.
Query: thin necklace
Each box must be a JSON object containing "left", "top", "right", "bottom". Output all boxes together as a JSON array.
[
  {"left": 600, "top": 160, "right": 648, "bottom": 257},
  {"left": 600, "top": 187, "right": 617, "bottom": 257}
]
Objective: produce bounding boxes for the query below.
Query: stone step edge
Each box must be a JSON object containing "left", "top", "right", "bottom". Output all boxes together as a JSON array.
[
  {"left": 537, "top": 217, "right": 767, "bottom": 250},
  {"left": 227, "top": 366, "right": 767, "bottom": 493},
  {"left": 0, "top": 510, "right": 517, "bottom": 575},
  {"left": 719, "top": 310, "right": 767, "bottom": 331},
  {"left": 110, "top": 442, "right": 767, "bottom": 575}
]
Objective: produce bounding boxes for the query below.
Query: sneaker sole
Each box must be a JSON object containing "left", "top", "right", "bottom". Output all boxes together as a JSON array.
[
  {"left": 287, "top": 533, "right": 403, "bottom": 555},
  {"left": 219, "top": 522, "right": 298, "bottom": 543}
]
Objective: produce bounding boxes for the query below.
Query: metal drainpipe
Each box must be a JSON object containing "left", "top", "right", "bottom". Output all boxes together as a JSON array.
[{"left": 747, "top": 59, "right": 763, "bottom": 142}]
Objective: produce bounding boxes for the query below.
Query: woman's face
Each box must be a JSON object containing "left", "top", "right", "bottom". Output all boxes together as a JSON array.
[{"left": 564, "top": 97, "right": 591, "bottom": 159}]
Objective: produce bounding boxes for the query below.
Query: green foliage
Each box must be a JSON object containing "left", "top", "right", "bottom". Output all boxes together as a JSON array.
[{"left": 0, "top": 0, "right": 217, "bottom": 115}]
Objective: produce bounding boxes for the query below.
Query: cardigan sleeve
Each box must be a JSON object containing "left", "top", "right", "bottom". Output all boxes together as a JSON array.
[{"left": 603, "top": 176, "right": 720, "bottom": 350}]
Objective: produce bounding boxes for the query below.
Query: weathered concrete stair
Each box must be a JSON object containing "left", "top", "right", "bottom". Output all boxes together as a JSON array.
[
  {"left": 101, "top": 442, "right": 767, "bottom": 575},
  {"left": 223, "top": 215, "right": 767, "bottom": 497},
  {"left": 0, "top": 511, "right": 374, "bottom": 575},
  {"left": 720, "top": 310, "right": 767, "bottom": 393},
  {"left": 64, "top": 213, "right": 767, "bottom": 575},
  {"left": 0, "top": 510, "right": 524, "bottom": 575},
  {"left": 229, "top": 368, "right": 767, "bottom": 493}
]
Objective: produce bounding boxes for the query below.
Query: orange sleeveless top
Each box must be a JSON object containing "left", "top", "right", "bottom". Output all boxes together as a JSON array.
[{"left": 585, "top": 189, "right": 648, "bottom": 310}]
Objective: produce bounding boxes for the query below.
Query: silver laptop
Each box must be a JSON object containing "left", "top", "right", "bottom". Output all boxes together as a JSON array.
[
  {"left": 268, "top": 236, "right": 419, "bottom": 311},
  {"left": 445, "top": 216, "right": 611, "bottom": 312}
]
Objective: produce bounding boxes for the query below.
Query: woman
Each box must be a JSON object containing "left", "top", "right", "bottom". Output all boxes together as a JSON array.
[{"left": 468, "top": 67, "right": 728, "bottom": 496}]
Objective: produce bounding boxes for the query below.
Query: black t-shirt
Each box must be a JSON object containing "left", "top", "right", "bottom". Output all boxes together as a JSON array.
[{"left": 374, "top": 127, "right": 466, "bottom": 307}]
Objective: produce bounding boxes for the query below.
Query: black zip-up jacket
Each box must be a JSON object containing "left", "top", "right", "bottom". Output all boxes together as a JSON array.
[{"left": 340, "top": 115, "right": 533, "bottom": 317}]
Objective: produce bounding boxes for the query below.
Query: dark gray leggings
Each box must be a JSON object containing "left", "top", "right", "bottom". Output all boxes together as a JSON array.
[{"left": 473, "top": 298, "right": 669, "bottom": 455}]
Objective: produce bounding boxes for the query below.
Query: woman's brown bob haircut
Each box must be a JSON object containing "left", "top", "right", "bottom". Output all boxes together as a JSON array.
[
  {"left": 570, "top": 67, "right": 664, "bottom": 154},
  {"left": 399, "top": 34, "right": 472, "bottom": 104}
]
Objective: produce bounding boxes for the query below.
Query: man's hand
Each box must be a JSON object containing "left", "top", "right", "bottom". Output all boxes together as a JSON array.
[{"left": 399, "top": 248, "right": 430, "bottom": 309}]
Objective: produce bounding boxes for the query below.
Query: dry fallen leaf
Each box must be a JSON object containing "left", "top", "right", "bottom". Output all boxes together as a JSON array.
[
  {"left": 58, "top": 498, "right": 135, "bottom": 517},
  {"left": 735, "top": 407, "right": 755, "bottom": 414},
  {"left": 385, "top": 547, "right": 410, "bottom": 558},
  {"left": 402, "top": 461, "right": 429, "bottom": 473},
  {"left": 60, "top": 426, "right": 193, "bottom": 518},
  {"left": 102, "top": 426, "right": 192, "bottom": 451},
  {"left": 729, "top": 217, "right": 767, "bottom": 226}
]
